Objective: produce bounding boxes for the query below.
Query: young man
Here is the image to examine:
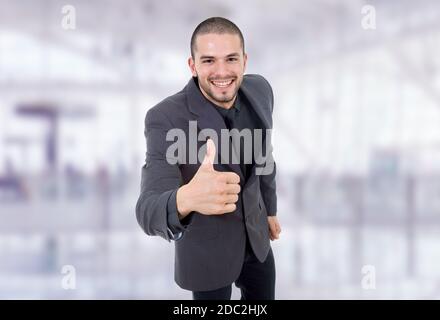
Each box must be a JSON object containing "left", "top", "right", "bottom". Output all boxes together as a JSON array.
[{"left": 136, "top": 17, "right": 281, "bottom": 300}]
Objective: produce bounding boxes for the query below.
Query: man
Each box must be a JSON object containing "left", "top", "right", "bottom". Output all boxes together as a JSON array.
[{"left": 136, "top": 17, "right": 281, "bottom": 300}]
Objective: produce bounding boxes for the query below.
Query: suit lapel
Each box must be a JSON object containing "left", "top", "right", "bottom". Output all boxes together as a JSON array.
[
  {"left": 239, "top": 80, "right": 271, "bottom": 130},
  {"left": 239, "top": 79, "right": 271, "bottom": 170}
]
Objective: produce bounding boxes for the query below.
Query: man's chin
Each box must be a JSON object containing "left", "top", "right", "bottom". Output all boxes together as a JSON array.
[
  {"left": 211, "top": 88, "right": 238, "bottom": 103},
  {"left": 213, "top": 95, "right": 235, "bottom": 103}
]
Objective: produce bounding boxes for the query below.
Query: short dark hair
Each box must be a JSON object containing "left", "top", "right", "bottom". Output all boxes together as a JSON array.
[{"left": 190, "top": 17, "right": 245, "bottom": 58}]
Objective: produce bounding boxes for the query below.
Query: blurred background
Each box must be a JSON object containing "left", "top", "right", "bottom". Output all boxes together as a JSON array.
[{"left": 1, "top": 0, "right": 440, "bottom": 299}]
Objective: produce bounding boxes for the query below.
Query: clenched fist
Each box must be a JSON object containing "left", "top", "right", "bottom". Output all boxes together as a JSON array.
[{"left": 176, "top": 139, "right": 241, "bottom": 218}]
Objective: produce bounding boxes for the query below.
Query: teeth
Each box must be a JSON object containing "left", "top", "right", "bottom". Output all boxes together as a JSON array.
[{"left": 212, "top": 80, "right": 233, "bottom": 88}]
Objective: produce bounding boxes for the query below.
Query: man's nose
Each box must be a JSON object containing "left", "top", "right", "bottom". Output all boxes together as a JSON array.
[{"left": 214, "top": 61, "right": 229, "bottom": 78}]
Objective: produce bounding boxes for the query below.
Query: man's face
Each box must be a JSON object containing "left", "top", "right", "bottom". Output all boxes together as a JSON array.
[{"left": 188, "top": 33, "right": 247, "bottom": 109}]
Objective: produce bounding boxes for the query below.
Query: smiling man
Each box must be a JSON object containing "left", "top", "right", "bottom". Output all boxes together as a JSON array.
[
  {"left": 189, "top": 32, "right": 244, "bottom": 108},
  {"left": 136, "top": 17, "right": 280, "bottom": 300}
]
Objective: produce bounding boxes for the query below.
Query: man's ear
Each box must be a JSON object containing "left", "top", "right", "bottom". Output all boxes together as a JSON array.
[
  {"left": 243, "top": 53, "right": 248, "bottom": 72},
  {"left": 188, "top": 57, "right": 197, "bottom": 77}
]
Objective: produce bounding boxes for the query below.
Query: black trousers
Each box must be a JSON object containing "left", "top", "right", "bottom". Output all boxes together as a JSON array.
[{"left": 192, "top": 239, "right": 276, "bottom": 300}]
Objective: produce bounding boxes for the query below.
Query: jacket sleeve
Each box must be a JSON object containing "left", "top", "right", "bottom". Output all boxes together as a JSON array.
[
  {"left": 135, "top": 107, "right": 187, "bottom": 241},
  {"left": 259, "top": 77, "right": 277, "bottom": 216}
]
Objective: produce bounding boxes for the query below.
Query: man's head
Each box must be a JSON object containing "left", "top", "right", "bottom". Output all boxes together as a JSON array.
[{"left": 188, "top": 17, "right": 247, "bottom": 109}]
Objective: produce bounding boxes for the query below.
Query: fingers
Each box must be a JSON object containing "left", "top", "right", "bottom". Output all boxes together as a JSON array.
[
  {"left": 272, "top": 220, "right": 281, "bottom": 234},
  {"left": 219, "top": 171, "right": 240, "bottom": 184},
  {"left": 212, "top": 203, "right": 236, "bottom": 214},
  {"left": 210, "top": 195, "right": 238, "bottom": 215},
  {"left": 224, "top": 183, "right": 241, "bottom": 195},
  {"left": 215, "top": 172, "right": 240, "bottom": 194},
  {"left": 223, "top": 203, "right": 237, "bottom": 213},
  {"left": 223, "top": 193, "right": 239, "bottom": 204},
  {"left": 270, "top": 228, "right": 279, "bottom": 241},
  {"left": 269, "top": 225, "right": 275, "bottom": 240},
  {"left": 272, "top": 229, "right": 280, "bottom": 240},
  {"left": 268, "top": 219, "right": 281, "bottom": 241}
]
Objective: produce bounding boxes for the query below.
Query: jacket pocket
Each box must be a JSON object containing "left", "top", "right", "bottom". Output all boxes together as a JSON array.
[
  {"left": 187, "top": 225, "right": 219, "bottom": 240},
  {"left": 183, "top": 213, "right": 219, "bottom": 240}
]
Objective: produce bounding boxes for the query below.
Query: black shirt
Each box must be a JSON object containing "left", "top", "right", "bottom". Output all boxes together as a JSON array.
[{"left": 209, "top": 91, "right": 264, "bottom": 181}]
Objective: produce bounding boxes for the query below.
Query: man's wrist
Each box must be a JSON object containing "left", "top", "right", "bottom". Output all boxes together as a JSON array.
[{"left": 176, "top": 185, "right": 192, "bottom": 219}]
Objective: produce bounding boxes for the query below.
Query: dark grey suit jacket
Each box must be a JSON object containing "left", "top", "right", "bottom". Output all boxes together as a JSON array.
[{"left": 136, "top": 74, "right": 277, "bottom": 291}]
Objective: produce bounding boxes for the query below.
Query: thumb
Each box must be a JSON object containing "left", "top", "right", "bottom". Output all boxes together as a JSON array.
[{"left": 201, "top": 138, "right": 216, "bottom": 170}]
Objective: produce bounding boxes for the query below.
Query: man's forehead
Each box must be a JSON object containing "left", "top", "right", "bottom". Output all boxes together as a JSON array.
[{"left": 194, "top": 33, "right": 242, "bottom": 56}]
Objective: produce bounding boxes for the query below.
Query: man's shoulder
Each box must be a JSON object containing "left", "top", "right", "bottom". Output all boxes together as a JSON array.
[
  {"left": 242, "top": 74, "right": 273, "bottom": 94},
  {"left": 151, "top": 88, "right": 187, "bottom": 113},
  {"left": 146, "top": 86, "right": 188, "bottom": 123}
]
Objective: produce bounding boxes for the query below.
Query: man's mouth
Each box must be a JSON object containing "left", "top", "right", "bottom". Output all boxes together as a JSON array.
[{"left": 210, "top": 79, "right": 234, "bottom": 88}]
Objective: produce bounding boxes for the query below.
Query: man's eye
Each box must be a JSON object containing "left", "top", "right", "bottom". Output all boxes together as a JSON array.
[
  {"left": 228, "top": 58, "right": 238, "bottom": 62},
  {"left": 202, "top": 60, "right": 213, "bottom": 64}
]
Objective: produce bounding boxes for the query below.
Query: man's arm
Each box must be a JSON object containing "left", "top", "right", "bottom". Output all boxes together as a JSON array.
[
  {"left": 260, "top": 163, "right": 277, "bottom": 216},
  {"left": 259, "top": 77, "right": 280, "bottom": 240},
  {"left": 135, "top": 107, "right": 186, "bottom": 242},
  {"left": 259, "top": 77, "right": 277, "bottom": 216}
]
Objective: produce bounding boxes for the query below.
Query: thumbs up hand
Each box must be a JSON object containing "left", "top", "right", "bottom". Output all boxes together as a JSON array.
[{"left": 176, "top": 139, "right": 241, "bottom": 218}]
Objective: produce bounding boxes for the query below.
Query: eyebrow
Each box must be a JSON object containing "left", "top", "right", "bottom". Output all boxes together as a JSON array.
[{"left": 199, "top": 53, "right": 240, "bottom": 60}]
